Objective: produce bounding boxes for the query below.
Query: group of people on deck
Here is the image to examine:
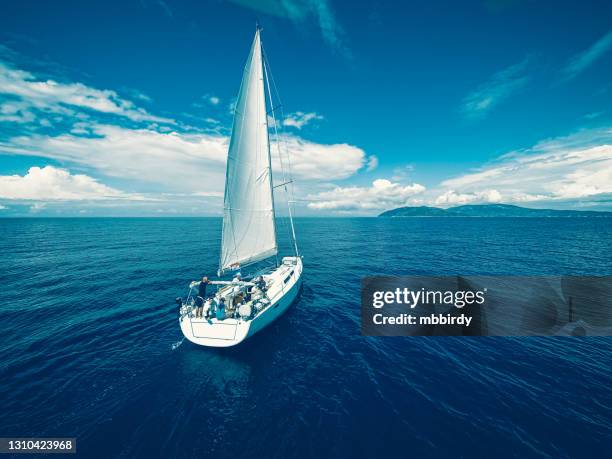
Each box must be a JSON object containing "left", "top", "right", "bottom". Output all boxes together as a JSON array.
[{"left": 193, "top": 274, "right": 267, "bottom": 320}]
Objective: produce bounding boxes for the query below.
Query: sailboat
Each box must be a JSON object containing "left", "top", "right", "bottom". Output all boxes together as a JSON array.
[{"left": 177, "top": 26, "right": 303, "bottom": 347}]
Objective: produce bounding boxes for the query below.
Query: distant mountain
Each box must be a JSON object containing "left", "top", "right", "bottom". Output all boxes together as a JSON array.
[{"left": 378, "top": 204, "right": 612, "bottom": 217}]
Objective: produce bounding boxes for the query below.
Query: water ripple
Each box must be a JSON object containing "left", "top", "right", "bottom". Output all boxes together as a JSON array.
[{"left": 0, "top": 217, "right": 611, "bottom": 458}]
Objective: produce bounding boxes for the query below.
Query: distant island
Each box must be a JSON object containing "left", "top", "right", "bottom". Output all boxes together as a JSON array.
[{"left": 378, "top": 204, "right": 612, "bottom": 217}]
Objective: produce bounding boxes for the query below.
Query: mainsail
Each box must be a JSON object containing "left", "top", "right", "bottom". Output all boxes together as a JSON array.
[{"left": 220, "top": 29, "right": 277, "bottom": 273}]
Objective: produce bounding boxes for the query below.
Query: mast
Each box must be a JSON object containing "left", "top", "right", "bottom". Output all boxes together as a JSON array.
[{"left": 262, "top": 33, "right": 280, "bottom": 268}]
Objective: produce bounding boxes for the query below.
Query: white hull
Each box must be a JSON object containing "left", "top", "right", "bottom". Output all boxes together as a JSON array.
[{"left": 180, "top": 257, "right": 302, "bottom": 347}]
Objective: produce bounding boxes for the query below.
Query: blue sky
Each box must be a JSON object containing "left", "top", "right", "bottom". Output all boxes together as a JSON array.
[{"left": 1, "top": 0, "right": 611, "bottom": 215}]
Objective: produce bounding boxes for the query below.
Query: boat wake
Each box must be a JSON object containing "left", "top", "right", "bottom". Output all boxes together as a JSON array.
[{"left": 170, "top": 338, "right": 185, "bottom": 351}]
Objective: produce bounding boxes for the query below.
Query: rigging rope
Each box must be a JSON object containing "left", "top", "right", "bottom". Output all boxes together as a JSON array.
[{"left": 261, "top": 43, "right": 300, "bottom": 258}]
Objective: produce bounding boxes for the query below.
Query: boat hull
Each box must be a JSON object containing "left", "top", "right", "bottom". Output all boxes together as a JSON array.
[{"left": 179, "top": 257, "right": 302, "bottom": 347}]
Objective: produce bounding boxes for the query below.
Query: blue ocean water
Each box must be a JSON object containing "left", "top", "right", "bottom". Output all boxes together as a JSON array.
[{"left": 0, "top": 217, "right": 611, "bottom": 458}]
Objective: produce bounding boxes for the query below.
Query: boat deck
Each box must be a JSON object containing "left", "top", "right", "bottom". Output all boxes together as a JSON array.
[{"left": 185, "top": 257, "right": 299, "bottom": 324}]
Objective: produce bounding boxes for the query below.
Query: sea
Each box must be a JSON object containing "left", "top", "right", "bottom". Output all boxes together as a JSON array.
[{"left": 0, "top": 217, "right": 611, "bottom": 458}]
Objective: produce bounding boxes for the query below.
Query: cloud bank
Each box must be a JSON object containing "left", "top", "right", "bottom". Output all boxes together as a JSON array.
[
  {"left": 0, "top": 62, "right": 172, "bottom": 124},
  {"left": 432, "top": 130, "right": 612, "bottom": 207},
  {"left": 0, "top": 51, "right": 372, "bottom": 213},
  {"left": 306, "top": 128, "right": 612, "bottom": 213},
  {"left": 307, "top": 179, "right": 425, "bottom": 211}
]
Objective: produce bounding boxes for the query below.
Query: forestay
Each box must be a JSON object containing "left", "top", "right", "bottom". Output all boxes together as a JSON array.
[{"left": 220, "top": 29, "right": 277, "bottom": 273}]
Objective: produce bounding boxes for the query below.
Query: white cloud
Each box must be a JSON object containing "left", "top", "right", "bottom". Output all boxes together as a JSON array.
[
  {"left": 278, "top": 135, "right": 367, "bottom": 181},
  {"left": 434, "top": 189, "right": 503, "bottom": 206},
  {"left": 0, "top": 100, "right": 36, "bottom": 123},
  {"left": 283, "top": 111, "right": 323, "bottom": 129},
  {"left": 228, "top": 98, "right": 237, "bottom": 114},
  {"left": 0, "top": 62, "right": 173, "bottom": 124},
  {"left": 30, "top": 202, "right": 46, "bottom": 212},
  {"left": 122, "top": 88, "right": 153, "bottom": 103},
  {"left": 391, "top": 164, "right": 414, "bottom": 181},
  {"left": 192, "top": 191, "right": 224, "bottom": 198},
  {"left": 460, "top": 58, "right": 530, "bottom": 120},
  {"left": 0, "top": 166, "right": 134, "bottom": 201},
  {"left": 307, "top": 178, "right": 425, "bottom": 212},
  {"left": 366, "top": 155, "right": 379, "bottom": 172},
  {"left": 192, "top": 94, "right": 221, "bottom": 109},
  {"left": 562, "top": 30, "right": 612, "bottom": 81}
]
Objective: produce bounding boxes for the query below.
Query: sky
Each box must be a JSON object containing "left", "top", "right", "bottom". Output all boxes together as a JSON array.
[{"left": 0, "top": 0, "right": 612, "bottom": 216}]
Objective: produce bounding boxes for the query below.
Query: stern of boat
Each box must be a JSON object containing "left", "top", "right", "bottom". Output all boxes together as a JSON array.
[
  {"left": 179, "top": 316, "right": 251, "bottom": 347},
  {"left": 177, "top": 255, "right": 303, "bottom": 347}
]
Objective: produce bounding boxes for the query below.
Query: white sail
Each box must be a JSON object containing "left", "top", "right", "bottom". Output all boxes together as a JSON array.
[{"left": 220, "top": 29, "right": 277, "bottom": 273}]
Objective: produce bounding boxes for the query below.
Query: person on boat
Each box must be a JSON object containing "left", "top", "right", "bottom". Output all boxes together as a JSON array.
[
  {"left": 195, "top": 276, "right": 210, "bottom": 318},
  {"left": 203, "top": 298, "right": 212, "bottom": 319},
  {"left": 194, "top": 299, "right": 203, "bottom": 319},
  {"left": 245, "top": 284, "right": 253, "bottom": 302},
  {"left": 234, "top": 291, "right": 244, "bottom": 305},
  {"left": 255, "top": 276, "right": 266, "bottom": 291},
  {"left": 233, "top": 273, "right": 242, "bottom": 283},
  {"left": 216, "top": 298, "right": 226, "bottom": 320},
  {"left": 207, "top": 298, "right": 216, "bottom": 320},
  {"left": 199, "top": 276, "right": 210, "bottom": 296}
]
